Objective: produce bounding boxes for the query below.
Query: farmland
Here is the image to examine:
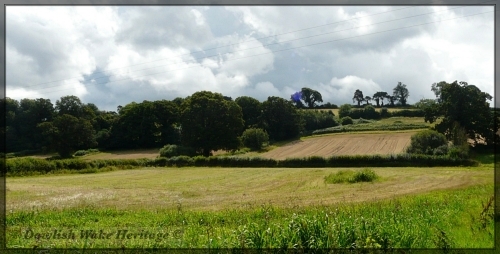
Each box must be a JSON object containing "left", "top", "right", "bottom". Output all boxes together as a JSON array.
[
  {"left": 5, "top": 110, "right": 497, "bottom": 249},
  {"left": 260, "top": 131, "right": 415, "bottom": 160}
]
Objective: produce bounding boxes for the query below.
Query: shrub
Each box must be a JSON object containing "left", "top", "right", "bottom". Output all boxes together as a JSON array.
[
  {"left": 380, "top": 107, "right": 390, "bottom": 118},
  {"left": 340, "top": 116, "right": 353, "bottom": 125},
  {"left": 73, "top": 148, "right": 99, "bottom": 157},
  {"left": 159, "top": 144, "right": 196, "bottom": 158},
  {"left": 241, "top": 128, "right": 270, "bottom": 151},
  {"left": 350, "top": 169, "right": 378, "bottom": 183},
  {"left": 406, "top": 130, "right": 448, "bottom": 155},
  {"left": 325, "top": 169, "right": 379, "bottom": 184},
  {"left": 363, "top": 105, "right": 379, "bottom": 119},
  {"left": 338, "top": 104, "right": 352, "bottom": 118}
]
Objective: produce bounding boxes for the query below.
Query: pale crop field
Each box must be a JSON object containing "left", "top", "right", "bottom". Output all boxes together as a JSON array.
[
  {"left": 260, "top": 131, "right": 415, "bottom": 160},
  {"left": 7, "top": 166, "right": 492, "bottom": 212}
]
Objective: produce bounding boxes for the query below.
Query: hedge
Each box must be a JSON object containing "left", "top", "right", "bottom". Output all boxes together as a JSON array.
[{"left": 6, "top": 154, "right": 478, "bottom": 176}]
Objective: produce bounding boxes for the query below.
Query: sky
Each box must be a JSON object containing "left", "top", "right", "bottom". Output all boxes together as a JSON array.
[{"left": 5, "top": 5, "right": 494, "bottom": 112}]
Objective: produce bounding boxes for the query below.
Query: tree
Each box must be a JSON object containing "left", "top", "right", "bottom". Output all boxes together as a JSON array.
[
  {"left": 261, "top": 96, "right": 303, "bottom": 141},
  {"left": 235, "top": 96, "right": 262, "bottom": 129},
  {"left": 372, "top": 91, "right": 388, "bottom": 107},
  {"left": 385, "top": 94, "right": 396, "bottom": 107},
  {"left": 301, "top": 87, "right": 323, "bottom": 108},
  {"left": 364, "top": 96, "right": 372, "bottom": 105},
  {"left": 352, "top": 89, "right": 364, "bottom": 107},
  {"left": 108, "top": 100, "right": 180, "bottom": 149},
  {"left": 38, "top": 114, "right": 96, "bottom": 158},
  {"left": 55, "top": 95, "right": 85, "bottom": 118},
  {"left": 181, "top": 91, "right": 244, "bottom": 156},
  {"left": 393, "top": 82, "right": 409, "bottom": 106},
  {"left": 241, "top": 128, "right": 269, "bottom": 151},
  {"left": 425, "top": 80, "right": 498, "bottom": 145}
]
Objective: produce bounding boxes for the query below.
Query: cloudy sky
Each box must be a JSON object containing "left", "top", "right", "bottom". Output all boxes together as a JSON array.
[{"left": 5, "top": 4, "right": 494, "bottom": 111}]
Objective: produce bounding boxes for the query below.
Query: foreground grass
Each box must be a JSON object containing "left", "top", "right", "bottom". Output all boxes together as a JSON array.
[{"left": 7, "top": 184, "right": 494, "bottom": 248}]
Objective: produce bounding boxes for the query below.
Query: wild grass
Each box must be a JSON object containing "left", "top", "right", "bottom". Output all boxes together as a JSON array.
[
  {"left": 324, "top": 169, "right": 379, "bottom": 184},
  {"left": 6, "top": 184, "right": 494, "bottom": 249}
]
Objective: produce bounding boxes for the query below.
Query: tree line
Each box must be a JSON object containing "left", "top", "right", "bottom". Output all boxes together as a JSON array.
[{"left": 1, "top": 80, "right": 497, "bottom": 158}]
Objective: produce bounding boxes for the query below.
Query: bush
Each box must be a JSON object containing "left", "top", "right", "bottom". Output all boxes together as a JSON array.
[
  {"left": 363, "top": 105, "right": 379, "bottom": 119},
  {"left": 406, "top": 130, "right": 448, "bottom": 155},
  {"left": 350, "top": 169, "right": 378, "bottom": 183},
  {"left": 73, "top": 149, "right": 99, "bottom": 157},
  {"left": 338, "top": 104, "right": 352, "bottom": 118},
  {"left": 380, "top": 107, "right": 390, "bottom": 118},
  {"left": 325, "top": 169, "right": 378, "bottom": 184},
  {"left": 159, "top": 144, "right": 196, "bottom": 158},
  {"left": 241, "top": 128, "right": 270, "bottom": 151},
  {"left": 340, "top": 117, "right": 353, "bottom": 125}
]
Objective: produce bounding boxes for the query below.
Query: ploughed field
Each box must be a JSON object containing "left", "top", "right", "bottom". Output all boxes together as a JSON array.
[{"left": 260, "top": 132, "right": 415, "bottom": 160}]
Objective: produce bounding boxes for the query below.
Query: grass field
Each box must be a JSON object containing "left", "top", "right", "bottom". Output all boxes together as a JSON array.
[{"left": 6, "top": 165, "right": 494, "bottom": 248}]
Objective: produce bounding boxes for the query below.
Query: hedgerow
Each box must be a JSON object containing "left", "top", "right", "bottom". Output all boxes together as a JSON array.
[{"left": 6, "top": 154, "right": 478, "bottom": 176}]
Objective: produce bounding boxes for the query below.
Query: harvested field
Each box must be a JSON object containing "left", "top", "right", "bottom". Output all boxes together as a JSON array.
[
  {"left": 261, "top": 132, "right": 415, "bottom": 160},
  {"left": 6, "top": 167, "right": 492, "bottom": 211},
  {"left": 81, "top": 149, "right": 160, "bottom": 160}
]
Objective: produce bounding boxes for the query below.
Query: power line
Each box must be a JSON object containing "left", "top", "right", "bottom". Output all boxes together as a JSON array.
[{"left": 15, "top": 1, "right": 494, "bottom": 89}]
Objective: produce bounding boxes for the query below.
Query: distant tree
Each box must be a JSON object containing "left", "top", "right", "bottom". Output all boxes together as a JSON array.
[
  {"left": 352, "top": 89, "right": 364, "bottom": 107},
  {"left": 181, "top": 91, "right": 244, "bottom": 156},
  {"left": 301, "top": 87, "right": 323, "bottom": 108},
  {"left": 372, "top": 91, "right": 388, "bottom": 107},
  {"left": 338, "top": 104, "right": 352, "bottom": 118},
  {"left": 393, "top": 82, "right": 410, "bottom": 106},
  {"left": 235, "top": 96, "right": 262, "bottom": 129},
  {"left": 290, "top": 91, "right": 305, "bottom": 108},
  {"left": 261, "top": 96, "right": 303, "bottom": 141},
  {"left": 386, "top": 94, "right": 396, "bottom": 107},
  {"left": 38, "top": 114, "right": 96, "bottom": 158},
  {"left": 364, "top": 96, "right": 372, "bottom": 105}
]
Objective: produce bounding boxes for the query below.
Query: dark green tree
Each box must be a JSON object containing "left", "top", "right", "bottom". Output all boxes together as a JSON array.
[
  {"left": 261, "top": 96, "right": 303, "bottom": 141},
  {"left": 301, "top": 87, "right": 323, "bottom": 108},
  {"left": 372, "top": 91, "right": 388, "bottom": 107},
  {"left": 181, "top": 91, "right": 244, "bottom": 156},
  {"left": 425, "top": 80, "right": 497, "bottom": 145},
  {"left": 385, "top": 94, "right": 396, "bottom": 107},
  {"left": 55, "top": 95, "right": 85, "bottom": 118},
  {"left": 352, "top": 89, "right": 364, "bottom": 107},
  {"left": 393, "top": 82, "right": 409, "bottom": 106},
  {"left": 235, "top": 96, "right": 262, "bottom": 129},
  {"left": 38, "top": 114, "right": 97, "bottom": 158},
  {"left": 364, "top": 96, "right": 372, "bottom": 105}
]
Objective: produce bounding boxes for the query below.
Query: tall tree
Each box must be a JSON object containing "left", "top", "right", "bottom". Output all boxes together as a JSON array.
[
  {"left": 393, "top": 82, "right": 410, "bottom": 106},
  {"left": 385, "top": 94, "right": 396, "bottom": 107},
  {"left": 261, "top": 96, "right": 303, "bottom": 141},
  {"left": 235, "top": 96, "right": 262, "bottom": 129},
  {"left": 181, "top": 91, "right": 244, "bottom": 156},
  {"left": 364, "top": 96, "right": 372, "bottom": 105},
  {"left": 38, "top": 114, "right": 96, "bottom": 158},
  {"left": 352, "top": 89, "right": 364, "bottom": 107},
  {"left": 424, "top": 80, "right": 497, "bottom": 145},
  {"left": 301, "top": 87, "right": 323, "bottom": 108},
  {"left": 372, "top": 91, "right": 388, "bottom": 107},
  {"left": 55, "top": 95, "right": 85, "bottom": 118}
]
